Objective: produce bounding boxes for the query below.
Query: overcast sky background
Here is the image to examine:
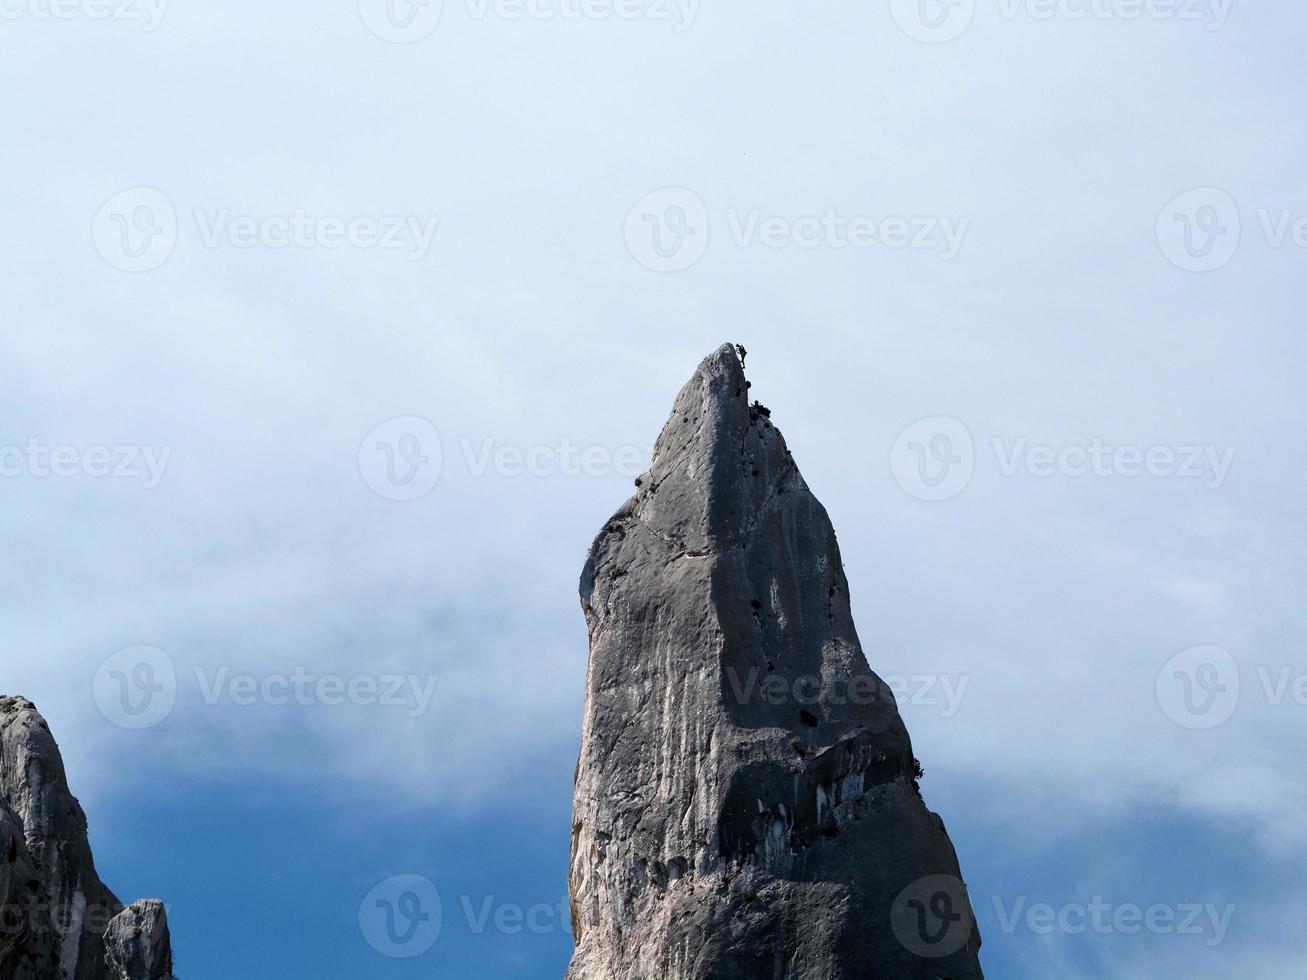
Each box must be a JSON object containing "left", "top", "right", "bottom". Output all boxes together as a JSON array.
[{"left": 2, "top": 1, "right": 1304, "bottom": 977}]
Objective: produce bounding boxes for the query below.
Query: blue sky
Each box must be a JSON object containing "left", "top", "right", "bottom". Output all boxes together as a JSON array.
[{"left": 3, "top": 1, "right": 1305, "bottom": 977}]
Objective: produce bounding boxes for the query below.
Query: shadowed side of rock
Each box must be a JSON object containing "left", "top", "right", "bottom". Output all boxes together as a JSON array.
[
  {"left": 0, "top": 697, "right": 174, "bottom": 980},
  {"left": 566, "top": 345, "right": 983, "bottom": 979},
  {"left": 0, "top": 804, "right": 57, "bottom": 980}
]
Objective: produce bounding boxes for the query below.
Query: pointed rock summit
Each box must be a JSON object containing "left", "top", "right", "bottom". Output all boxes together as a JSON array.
[
  {"left": 566, "top": 345, "right": 983, "bottom": 979},
  {"left": 0, "top": 697, "right": 174, "bottom": 980}
]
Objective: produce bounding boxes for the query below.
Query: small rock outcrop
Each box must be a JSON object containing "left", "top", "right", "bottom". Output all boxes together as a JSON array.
[
  {"left": 566, "top": 345, "right": 984, "bottom": 979},
  {"left": 0, "top": 697, "right": 174, "bottom": 980},
  {"left": 103, "top": 902, "right": 172, "bottom": 980}
]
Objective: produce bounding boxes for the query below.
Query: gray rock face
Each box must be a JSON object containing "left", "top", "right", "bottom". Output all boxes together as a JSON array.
[
  {"left": 566, "top": 345, "right": 984, "bottom": 979},
  {"left": 103, "top": 902, "right": 172, "bottom": 980},
  {"left": 0, "top": 698, "right": 173, "bottom": 980},
  {"left": 0, "top": 804, "right": 56, "bottom": 980}
]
